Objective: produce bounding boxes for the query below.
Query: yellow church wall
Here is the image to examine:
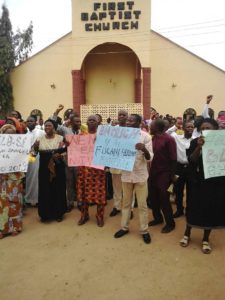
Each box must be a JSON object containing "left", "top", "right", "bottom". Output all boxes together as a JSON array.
[
  {"left": 84, "top": 43, "right": 137, "bottom": 104},
  {"left": 10, "top": 29, "right": 225, "bottom": 120},
  {"left": 150, "top": 31, "right": 225, "bottom": 117},
  {"left": 11, "top": 33, "right": 73, "bottom": 119}
]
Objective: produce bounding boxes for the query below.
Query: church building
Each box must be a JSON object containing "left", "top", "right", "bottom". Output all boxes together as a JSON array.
[{"left": 11, "top": 0, "right": 225, "bottom": 121}]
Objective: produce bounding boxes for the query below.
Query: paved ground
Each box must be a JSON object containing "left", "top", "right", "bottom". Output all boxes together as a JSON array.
[{"left": 1, "top": 201, "right": 225, "bottom": 300}]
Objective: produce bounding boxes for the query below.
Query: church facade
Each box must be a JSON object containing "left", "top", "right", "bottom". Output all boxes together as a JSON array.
[{"left": 11, "top": 0, "right": 225, "bottom": 120}]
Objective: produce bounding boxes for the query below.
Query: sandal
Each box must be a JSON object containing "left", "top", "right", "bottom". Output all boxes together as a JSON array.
[
  {"left": 179, "top": 235, "right": 190, "bottom": 247},
  {"left": 202, "top": 241, "right": 212, "bottom": 254}
]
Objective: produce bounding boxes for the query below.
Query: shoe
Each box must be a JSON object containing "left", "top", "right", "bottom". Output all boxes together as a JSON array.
[
  {"left": 78, "top": 216, "right": 89, "bottom": 225},
  {"left": 173, "top": 210, "right": 184, "bottom": 218},
  {"left": 161, "top": 224, "right": 175, "bottom": 233},
  {"left": 202, "top": 241, "right": 212, "bottom": 254},
  {"left": 142, "top": 233, "right": 151, "bottom": 244},
  {"left": 148, "top": 219, "right": 163, "bottom": 226},
  {"left": 109, "top": 208, "right": 121, "bottom": 217},
  {"left": 180, "top": 235, "right": 190, "bottom": 247},
  {"left": 114, "top": 229, "right": 129, "bottom": 238},
  {"left": 56, "top": 217, "right": 63, "bottom": 222}
]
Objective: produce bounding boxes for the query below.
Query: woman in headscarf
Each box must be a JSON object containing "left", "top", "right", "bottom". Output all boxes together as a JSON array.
[
  {"left": 34, "top": 119, "right": 67, "bottom": 222},
  {"left": 180, "top": 118, "right": 225, "bottom": 254},
  {"left": 76, "top": 115, "right": 106, "bottom": 227},
  {"left": 0, "top": 125, "right": 25, "bottom": 239},
  {"left": 8, "top": 110, "right": 27, "bottom": 133},
  {"left": 5, "top": 117, "right": 24, "bottom": 133}
]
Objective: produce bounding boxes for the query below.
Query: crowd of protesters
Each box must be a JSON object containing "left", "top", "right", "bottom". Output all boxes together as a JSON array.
[{"left": 0, "top": 95, "right": 225, "bottom": 254}]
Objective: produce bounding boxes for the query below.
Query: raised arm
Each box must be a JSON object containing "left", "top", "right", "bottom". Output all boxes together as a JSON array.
[
  {"left": 202, "top": 95, "right": 213, "bottom": 118},
  {"left": 51, "top": 104, "right": 64, "bottom": 121}
]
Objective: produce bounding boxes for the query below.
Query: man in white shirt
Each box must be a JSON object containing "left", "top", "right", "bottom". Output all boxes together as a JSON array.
[
  {"left": 25, "top": 116, "right": 45, "bottom": 206},
  {"left": 114, "top": 114, "right": 153, "bottom": 244},
  {"left": 171, "top": 121, "right": 194, "bottom": 218}
]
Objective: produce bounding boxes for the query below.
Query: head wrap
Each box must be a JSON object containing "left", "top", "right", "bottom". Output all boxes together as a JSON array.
[
  {"left": 5, "top": 117, "right": 23, "bottom": 133},
  {"left": 0, "top": 124, "right": 16, "bottom": 134}
]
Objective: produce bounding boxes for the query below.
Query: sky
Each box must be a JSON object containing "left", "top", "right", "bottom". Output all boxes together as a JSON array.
[{"left": 0, "top": 0, "right": 225, "bottom": 71}]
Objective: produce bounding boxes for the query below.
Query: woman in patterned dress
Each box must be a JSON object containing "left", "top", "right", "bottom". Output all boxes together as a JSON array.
[
  {"left": 34, "top": 119, "right": 67, "bottom": 222},
  {"left": 77, "top": 115, "right": 106, "bottom": 227},
  {"left": 0, "top": 124, "right": 24, "bottom": 239}
]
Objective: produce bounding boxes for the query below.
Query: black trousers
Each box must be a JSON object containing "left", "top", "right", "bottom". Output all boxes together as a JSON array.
[
  {"left": 174, "top": 163, "right": 189, "bottom": 211},
  {"left": 150, "top": 183, "right": 175, "bottom": 227}
]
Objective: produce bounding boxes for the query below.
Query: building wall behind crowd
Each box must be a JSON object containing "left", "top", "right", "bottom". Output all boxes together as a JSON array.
[
  {"left": 11, "top": 34, "right": 73, "bottom": 119},
  {"left": 150, "top": 31, "right": 225, "bottom": 117},
  {"left": 11, "top": 29, "right": 225, "bottom": 119}
]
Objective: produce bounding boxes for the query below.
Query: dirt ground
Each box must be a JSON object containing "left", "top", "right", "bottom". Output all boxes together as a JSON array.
[{"left": 1, "top": 200, "right": 225, "bottom": 300}]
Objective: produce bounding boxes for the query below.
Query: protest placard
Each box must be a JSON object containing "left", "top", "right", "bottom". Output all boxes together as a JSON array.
[
  {"left": 92, "top": 125, "right": 140, "bottom": 171},
  {"left": 0, "top": 134, "right": 32, "bottom": 173},
  {"left": 66, "top": 134, "right": 104, "bottom": 170},
  {"left": 202, "top": 130, "right": 225, "bottom": 179}
]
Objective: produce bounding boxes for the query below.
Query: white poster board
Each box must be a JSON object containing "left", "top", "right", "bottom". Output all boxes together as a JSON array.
[
  {"left": 0, "top": 134, "right": 32, "bottom": 173},
  {"left": 202, "top": 130, "right": 225, "bottom": 179}
]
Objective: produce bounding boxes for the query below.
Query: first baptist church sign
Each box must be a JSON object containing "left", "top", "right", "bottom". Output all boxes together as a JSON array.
[{"left": 81, "top": 1, "right": 141, "bottom": 31}]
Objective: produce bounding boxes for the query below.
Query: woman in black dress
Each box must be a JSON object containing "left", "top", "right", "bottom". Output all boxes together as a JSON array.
[
  {"left": 180, "top": 118, "right": 225, "bottom": 254},
  {"left": 34, "top": 119, "right": 67, "bottom": 222}
]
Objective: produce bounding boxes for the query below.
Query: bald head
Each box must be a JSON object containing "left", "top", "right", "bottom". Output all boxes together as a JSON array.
[
  {"left": 118, "top": 110, "right": 128, "bottom": 127},
  {"left": 150, "top": 119, "right": 165, "bottom": 135}
]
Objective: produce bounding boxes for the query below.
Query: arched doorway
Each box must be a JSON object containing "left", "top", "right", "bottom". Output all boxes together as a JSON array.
[
  {"left": 82, "top": 43, "right": 141, "bottom": 105},
  {"left": 72, "top": 42, "right": 151, "bottom": 119}
]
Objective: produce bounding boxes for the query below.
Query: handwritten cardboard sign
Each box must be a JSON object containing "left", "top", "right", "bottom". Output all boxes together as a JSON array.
[
  {"left": 92, "top": 125, "right": 140, "bottom": 171},
  {"left": 66, "top": 134, "right": 104, "bottom": 170},
  {"left": 0, "top": 134, "right": 32, "bottom": 173},
  {"left": 202, "top": 130, "right": 225, "bottom": 179}
]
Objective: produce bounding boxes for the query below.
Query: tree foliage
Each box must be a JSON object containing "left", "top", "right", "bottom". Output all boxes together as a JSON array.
[{"left": 0, "top": 4, "right": 33, "bottom": 117}]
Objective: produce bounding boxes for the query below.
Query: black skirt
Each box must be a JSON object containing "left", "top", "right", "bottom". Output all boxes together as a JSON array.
[
  {"left": 38, "top": 150, "right": 67, "bottom": 221},
  {"left": 186, "top": 177, "right": 225, "bottom": 229},
  {"left": 186, "top": 138, "right": 225, "bottom": 229}
]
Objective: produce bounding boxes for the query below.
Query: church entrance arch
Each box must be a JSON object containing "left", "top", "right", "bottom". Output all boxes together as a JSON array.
[{"left": 72, "top": 42, "right": 151, "bottom": 120}]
